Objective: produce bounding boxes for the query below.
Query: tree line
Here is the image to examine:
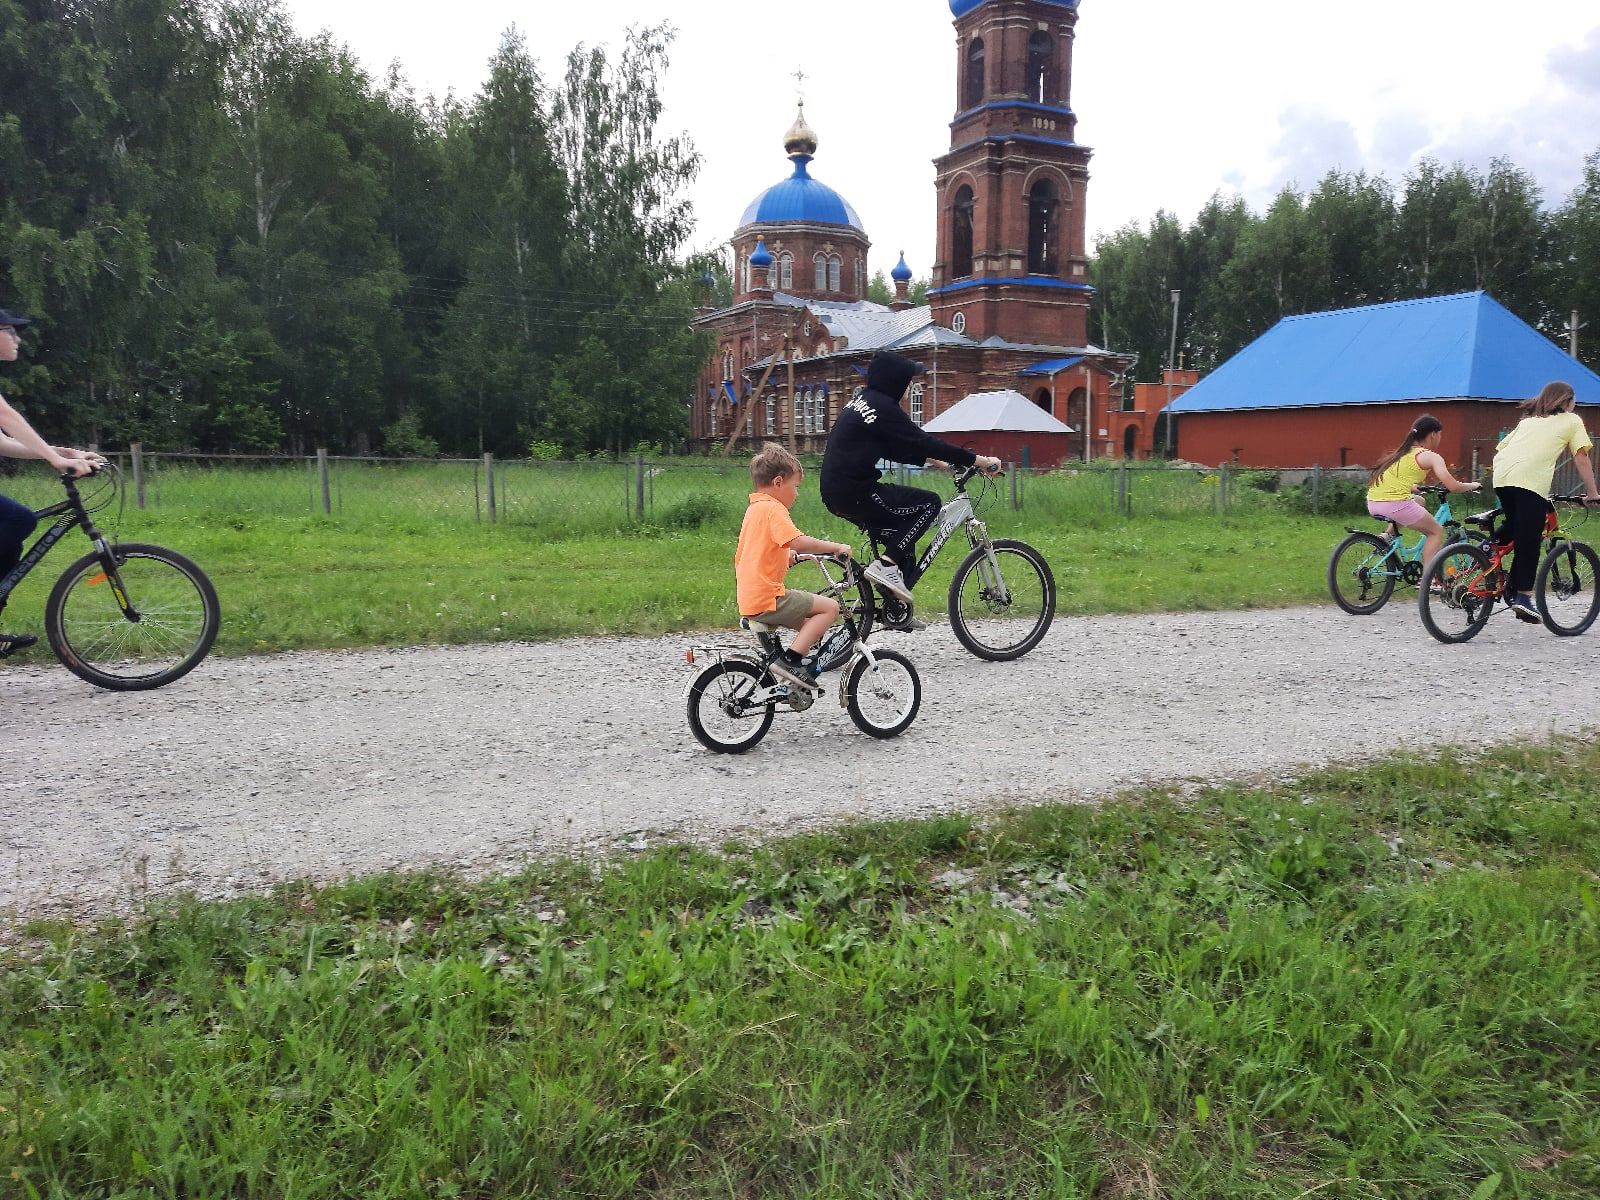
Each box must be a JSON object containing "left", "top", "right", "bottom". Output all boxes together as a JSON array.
[
  {"left": 1, "top": 0, "right": 709, "bottom": 457},
  {"left": 1090, "top": 154, "right": 1600, "bottom": 384}
]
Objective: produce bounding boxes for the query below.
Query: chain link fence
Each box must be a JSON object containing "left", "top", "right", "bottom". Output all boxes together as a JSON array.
[{"left": 0, "top": 452, "right": 1389, "bottom": 533}]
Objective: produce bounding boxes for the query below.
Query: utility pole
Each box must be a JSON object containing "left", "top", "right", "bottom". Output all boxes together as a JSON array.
[
  {"left": 1563, "top": 310, "right": 1586, "bottom": 360},
  {"left": 1164, "top": 288, "right": 1181, "bottom": 457}
]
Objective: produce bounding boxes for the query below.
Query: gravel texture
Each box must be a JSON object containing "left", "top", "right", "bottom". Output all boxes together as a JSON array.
[{"left": 4, "top": 602, "right": 1595, "bottom": 919}]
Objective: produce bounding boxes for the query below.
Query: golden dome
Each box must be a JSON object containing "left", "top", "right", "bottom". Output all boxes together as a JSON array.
[{"left": 783, "top": 102, "right": 818, "bottom": 158}]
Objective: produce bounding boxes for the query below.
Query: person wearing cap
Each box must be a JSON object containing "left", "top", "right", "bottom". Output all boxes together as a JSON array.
[
  {"left": 1, "top": 309, "right": 101, "bottom": 654},
  {"left": 820, "top": 350, "right": 1001, "bottom": 620}
]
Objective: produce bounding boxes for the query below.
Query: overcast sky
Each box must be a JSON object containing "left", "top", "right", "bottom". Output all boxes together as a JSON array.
[{"left": 282, "top": 0, "right": 1600, "bottom": 282}]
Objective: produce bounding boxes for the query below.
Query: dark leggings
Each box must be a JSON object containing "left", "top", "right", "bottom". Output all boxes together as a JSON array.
[
  {"left": 824, "top": 482, "right": 941, "bottom": 587},
  {"left": 1495, "top": 485, "right": 1553, "bottom": 594},
  {"left": 0, "top": 490, "right": 39, "bottom": 584}
]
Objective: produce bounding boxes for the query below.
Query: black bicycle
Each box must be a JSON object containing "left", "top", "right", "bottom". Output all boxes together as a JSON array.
[
  {"left": 0, "top": 466, "right": 220, "bottom": 689},
  {"left": 861, "top": 464, "right": 1056, "bottom": 661}
]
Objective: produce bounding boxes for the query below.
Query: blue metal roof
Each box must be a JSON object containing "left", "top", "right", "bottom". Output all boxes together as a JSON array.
[
  {"left": 1169, "top": 291, "right": 1600, "bottom": 413},
  {"left": 739, "top": 156, "right": 864, "bottom": 232},
  {"left": 951, "top": 0, "right": 1078, "bottom": 15},
  {"left": 1017, "top": 356, "right": 1084, "bottom": 377}
]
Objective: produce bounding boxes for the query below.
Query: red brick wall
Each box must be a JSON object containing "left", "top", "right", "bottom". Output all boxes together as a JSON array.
[{"left": 1176, "top": 401, "right": 1524, "bottom": 473}]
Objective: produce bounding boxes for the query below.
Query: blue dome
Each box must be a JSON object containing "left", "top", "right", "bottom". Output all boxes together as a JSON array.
[
  {"left": 739, "top": 157, "right": 864, "bottom": 233},
  {"left": 950, "top": 0, "right": 1078, "bottom": 15},
  {"left": 891, "top": 253, "right": 913, "bottom": 282},
  {"left": 749, "top": 238, "right": 772, "bottom": 268}
]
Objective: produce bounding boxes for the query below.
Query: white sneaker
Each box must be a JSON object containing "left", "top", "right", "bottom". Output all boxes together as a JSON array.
[{"left": 864, "top": 559, "right": 913, "bottom": 602}]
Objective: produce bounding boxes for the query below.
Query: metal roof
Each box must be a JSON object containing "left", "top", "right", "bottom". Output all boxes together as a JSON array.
[
  {"left": 1170, "top": 291, "right": 1600, "bottom": 413},
  {"left": 924, "top": 390, "right": 1078, "bottom": 434},
  {"left": 1017, "top": 355, "right": 1085, "bottom": 377},
  {"left": 739, "top": 157, "right": 864, "bottom": 233},
  {"left": 950, "top": 0, "right": 1078, "bottom": 16}
]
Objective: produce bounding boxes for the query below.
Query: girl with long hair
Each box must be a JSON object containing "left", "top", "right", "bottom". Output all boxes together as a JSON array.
[
  {"left": 1366, "top": 414, "right": 1482, "bottom": 568},
  {"left": 1492, "top": 381, "right": 1600, "bottom": 621}
]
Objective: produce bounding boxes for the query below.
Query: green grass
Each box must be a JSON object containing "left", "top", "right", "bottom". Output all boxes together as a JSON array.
[
  {"left": 4, "top": 738, "right": 1598, "bottom": 1197},
  {"left": 0, "top": 463, "right": 1359, "bottom": 655}
]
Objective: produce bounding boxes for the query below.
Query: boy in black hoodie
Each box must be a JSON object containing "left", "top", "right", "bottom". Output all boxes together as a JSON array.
[{"left": 820, "top": 350, "right": 1000, "bottom": 613}]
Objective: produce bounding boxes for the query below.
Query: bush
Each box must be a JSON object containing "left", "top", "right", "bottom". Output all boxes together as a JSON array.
[
  {"left": 1281, "top": 477, "right": 1367, "bottom": 515},
  {"left": 659, "top": 492, "right": 733, "bottom": 530},
  {"left": 381, "top": 412, "right": 438, "bottom": 458}
]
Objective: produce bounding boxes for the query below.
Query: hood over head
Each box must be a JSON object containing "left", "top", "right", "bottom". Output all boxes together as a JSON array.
[{"left": 865, "top": 350, "right": 925, "bottom": 403}]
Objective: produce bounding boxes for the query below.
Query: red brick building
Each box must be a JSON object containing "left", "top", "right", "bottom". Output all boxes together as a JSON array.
[{"left": 690, "top": 0, "right": 1147, "bottom": 459}]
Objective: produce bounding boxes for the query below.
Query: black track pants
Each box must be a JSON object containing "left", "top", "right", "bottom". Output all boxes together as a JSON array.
[
  {"left": 1495, "top": 485, "right": 1554, "bottom": 594},
  {"left": 824, "top": 482, "right": 940, "bottom": 586}
]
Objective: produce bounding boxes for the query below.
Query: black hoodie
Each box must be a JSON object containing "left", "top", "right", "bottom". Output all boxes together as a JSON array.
[{"left": 820, "top": 351, "right": 978, "bottom": 504}]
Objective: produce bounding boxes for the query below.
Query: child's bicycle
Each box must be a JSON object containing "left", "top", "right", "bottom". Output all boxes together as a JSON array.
[
  {"left": 0, "top": 465, "right": 220, "bottom": 688},
  {"left": 1327, "top": 484, "right": 1463, "bottom": 615},
  {"left": 684, "top": 553, "right": 920, "bottom": 753},
  {"left": 862, "top": 463, "right": 1055, "bottom": 661},
  {"left": 1417, "top": 494, "right": 1599, "bottom": 643}
]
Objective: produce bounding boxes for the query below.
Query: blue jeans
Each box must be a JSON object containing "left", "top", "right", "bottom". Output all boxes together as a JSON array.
[{"left": 0, "top": 490, "right": 39, "bottom": 585}]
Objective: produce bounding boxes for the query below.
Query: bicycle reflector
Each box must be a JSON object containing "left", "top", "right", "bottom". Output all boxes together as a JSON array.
[
  {"left": 87, "top": 571, "right": 109, "bottom": 586},
  {"left": 686, "top": 648, "right": 695, "bottom": 665}
]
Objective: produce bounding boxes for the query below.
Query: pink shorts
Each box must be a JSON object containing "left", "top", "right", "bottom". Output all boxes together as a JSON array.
[{"left": 1367, "top": 498, "right": 1430, "bottom": 527}]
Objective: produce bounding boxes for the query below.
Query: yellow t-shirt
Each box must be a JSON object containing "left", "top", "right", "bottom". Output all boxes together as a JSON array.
[
  {"left": 734, "top": 493, "right": 801, "bottom": 617},
  {"left": 1493, "top": 412, "right": 1594, "bottom": 498},
  {"left": 1367, "top": 449, "right": 1430, "bottom": 501}
]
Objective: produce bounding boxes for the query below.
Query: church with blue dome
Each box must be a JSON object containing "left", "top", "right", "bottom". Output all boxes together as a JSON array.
[{"left": 691, "top": 0, "right": 1155, "bottom": 464}]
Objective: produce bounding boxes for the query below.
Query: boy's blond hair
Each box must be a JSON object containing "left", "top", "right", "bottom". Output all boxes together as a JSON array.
[{"left": 750, "top": 442, "right": 802, "bottom": 486}]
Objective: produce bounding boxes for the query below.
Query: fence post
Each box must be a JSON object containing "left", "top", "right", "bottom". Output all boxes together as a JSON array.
[
  {"left": 1008, "top": 463, "right": 1018, "bottom": 511},
  {"left": 1312, "top": 464, "right": 1322, "bottom": 515},
  {"left": 483, "top": 452, "right": 496, "bottom": 523},
  {"left": 1118, "top": 460, "right": 1129, "bottom": 515},
  {"left": 130, "top": 441, "right": 146, "bottom": 509},
  {"left": 473, "top": 459, "right": 481, "bottom": 522},
  {"left": 635, "top": 454, "right": 645, "bottom": 521},
  {"left": 1219, "top": 462, "right": 1230, "bottom": 513},
  {"left": 316, "top": 448, "right": 332, "bottom": 515}
]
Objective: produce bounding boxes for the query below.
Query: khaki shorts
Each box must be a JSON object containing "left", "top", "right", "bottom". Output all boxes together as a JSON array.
[{"left": 750, "top": 588, "right": 819, "bottom": 630}]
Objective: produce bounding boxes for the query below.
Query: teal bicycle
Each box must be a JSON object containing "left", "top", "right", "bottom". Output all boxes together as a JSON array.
[{"left": 1327, "top": 485, "right": 1463, "bottom": 615}]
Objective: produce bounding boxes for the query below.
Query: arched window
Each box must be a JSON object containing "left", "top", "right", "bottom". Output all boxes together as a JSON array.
[
  {"left": 951, "top": 185, "right": 975, "bottom": 279},
  {"left": 739, "top": 256, "right": 749, "bottom": 295},
  {"left": 909, "top": 382, "right": 925, "bottom": 426},
  {"left": 1027, "top": 179, "right": 1058, "bottom": 275},
  {"left": 828, "top": 254, "right": 842, "bottom": 292},
  {"left": 965, "top": 38, "right": 985, "bottom": 108},
  {"left": 814, "top": 253, "right": 827, "bottom": 290},
  {"left": 765, "top": 394, "right": 777, "bottom": 436},
  {"left": 1033, "top": 388, "right": 1052, "bottom": 414},
  {"left": 1026, "top": 31, "right": 1053, "bottom": 104},
  {"left": 722, "top": 350, "right": 733, "bottom": 381},
  {"left": 778, "top": 252, "right": 793, "bottom": 291}
]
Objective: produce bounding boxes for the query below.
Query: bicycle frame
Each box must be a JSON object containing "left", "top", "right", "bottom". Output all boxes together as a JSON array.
[
  {"left": 0, "top": 473, "right": 133, "bottom": 616},
  {"left": 866, "top": 469, "right": 1008, "bottom": 603},
  {"left": 1345, "top": 493, "right": 1460, "bottom": 581}
]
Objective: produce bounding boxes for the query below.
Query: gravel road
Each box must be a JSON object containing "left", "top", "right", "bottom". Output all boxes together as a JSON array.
[{"left": 4, "top": 602, "right": 1595, "bottom": 919}]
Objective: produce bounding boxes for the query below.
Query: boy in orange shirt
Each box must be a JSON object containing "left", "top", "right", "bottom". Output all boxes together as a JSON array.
[{"left": 735, "top": 443, "right": 852, "bottom": 688}]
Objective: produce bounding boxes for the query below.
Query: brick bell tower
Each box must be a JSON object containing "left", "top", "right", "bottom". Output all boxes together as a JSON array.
[{"left": 930, "top": 0, "right": 1094, "bottom": 347}]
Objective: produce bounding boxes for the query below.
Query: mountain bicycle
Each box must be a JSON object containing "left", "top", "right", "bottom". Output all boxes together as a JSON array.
[
  {"left": 684, "top": 553, "right": 920, "bottom": 753},
  {"left": 0, "top": 465, "right": 220, "bottom": 688},
  {"left": 861, "top": 463, "right": 1055, "bottom": 661},
  {"left": 1417, "top": 494, "right": 1599, "bottom": 643},
  {"left": 1327, "top": 484, "right": 1463, "bottom": 615}
]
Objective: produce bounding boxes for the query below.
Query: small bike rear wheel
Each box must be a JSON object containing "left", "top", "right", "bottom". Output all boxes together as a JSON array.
[
  {"left": 45, "top": 542, "right": 220, "bottom": 690},
  {"left": 1327, "top": 531, "right": 1396, "bottom": 615},
  {"left": 1418, "top": 542, "right": 1495, "bottom": 644},
  {"left": 1535, "top": 539, "right": 1600, "bottom": 636},
  {"left": 947, "top": 538, "right": 1055, "bottom": 661},
  {"left": 686, "top": 660, "right": 774, "bottom": 753},
  {"left": 844, "top": 647, "right": 921, "bottom": 739}
]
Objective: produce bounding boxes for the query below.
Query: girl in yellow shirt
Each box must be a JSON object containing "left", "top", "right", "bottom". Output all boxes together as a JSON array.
[
  {"left": 1492, "top": 381, "right": 1600, "bottom": 620},
  {"left": 1366, "top": 414, "right": 1481, "bottom": 568}
]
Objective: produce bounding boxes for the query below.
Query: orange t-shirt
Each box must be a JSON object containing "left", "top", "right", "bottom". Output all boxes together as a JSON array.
[{"left": 734, "top": 492, "right": 802, "bottom": 616}]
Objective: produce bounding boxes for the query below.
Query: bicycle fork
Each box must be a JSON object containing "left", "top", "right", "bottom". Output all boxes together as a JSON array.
[{"left": 969, "top": 530, "right": 1013, "bottom": 605}]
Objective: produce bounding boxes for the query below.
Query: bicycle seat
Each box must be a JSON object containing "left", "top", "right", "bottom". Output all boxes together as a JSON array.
[
  {"left": 739, "top": 616, "right": 780, "bottom": 634},
  {"left": 1465, "top": 507, "right": 1502, "bottom": 527}
]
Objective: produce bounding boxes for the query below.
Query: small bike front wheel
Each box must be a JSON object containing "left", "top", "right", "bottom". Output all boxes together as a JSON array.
[
  {"left": 45, "top": 542, "right": 221, "bottom": 690},
  {"left": 844, "top": 647, "right": 921, "bottom": 739},
  {"left": 686, "top": 660, "right": 774, "bottom": 753},
  {"left": 947, "top": 538, "right": 1055, "bottom": 661},
  {"left": 1535, "top": 539, "right": 1600, "bottom": 636},
  {"left": 1327, "top": 531, "right": 1396, "bottom": 615},
  {"left": 1418, "top": 542, "right": 1494, "bottom": 644}
]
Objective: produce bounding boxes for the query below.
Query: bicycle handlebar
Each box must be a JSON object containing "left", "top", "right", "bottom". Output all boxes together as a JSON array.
[{"left": 1551, "top": 492, "right": 1598, "bottom": 506}]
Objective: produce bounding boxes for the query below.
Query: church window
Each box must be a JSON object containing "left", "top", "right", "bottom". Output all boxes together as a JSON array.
[
  {"left": 828, "top": 254, "right": 842, "bottom": 292},
  {"left": 778, "top": 252, "right": 793, "bottom": 291},
  {"left": 814, "top": 253, "right": 827, "bottom": 290},
  {"left": 722, "top": 350, "right": 733, "bottom": 381},
  {"left": 740, "top": 256, "right": 749, "bottom": 295},
  {"left": 766, "top": 394, "right": 777, "bottom": 436},
  {"left": 909, "top": 382, "right": 925, "bottom": 426},
  {"left": 1027, "top": 32, "right": 1053, "bottom": 104},
  {"left": 1033, "top": 388, "right": 1052, "bottom": 414},
  {"left": 952, "top": 186, "right": 975, "bottom": 278},
  {"left": 965, "top": 38, "right": 985, "bottom": 108},
  {"left": 1027, "top": 179, "right": 1058, "bottom": 275}
]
